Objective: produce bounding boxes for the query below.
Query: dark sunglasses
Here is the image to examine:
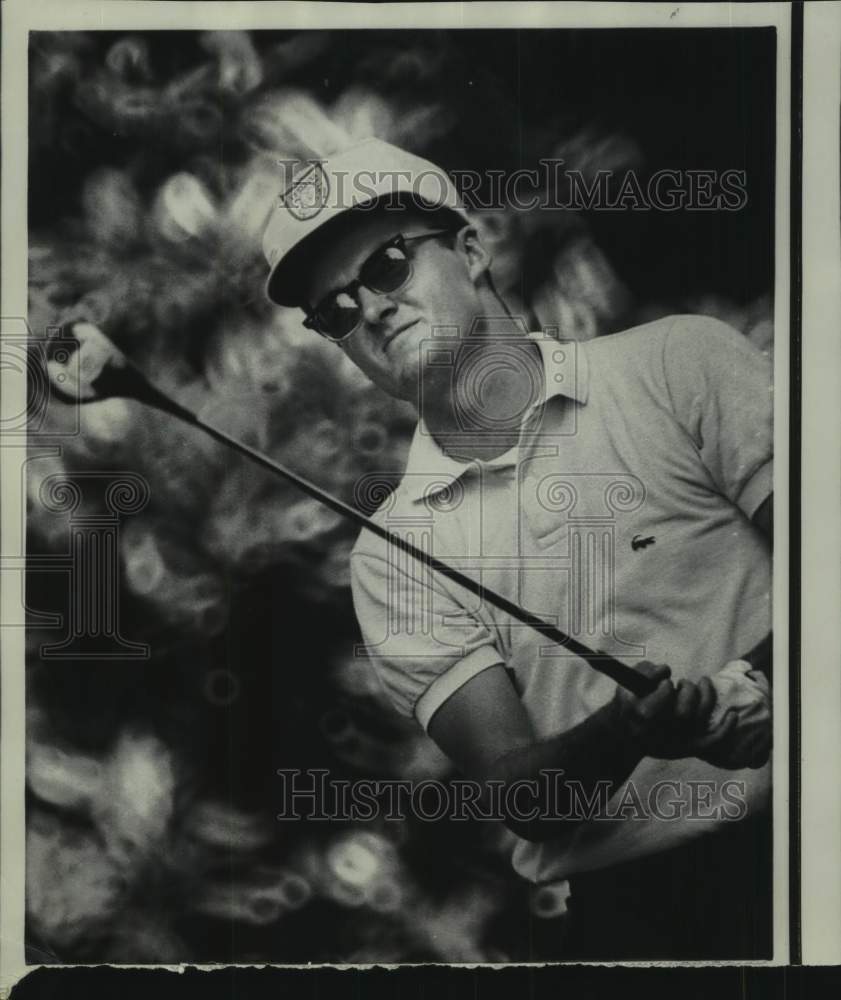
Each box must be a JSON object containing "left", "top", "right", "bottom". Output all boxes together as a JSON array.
[{"left": 303, "top": 230, "right": 455, "bottom": 342}]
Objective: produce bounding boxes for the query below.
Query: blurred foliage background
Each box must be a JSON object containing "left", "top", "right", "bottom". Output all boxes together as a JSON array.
[{"left": 25, "top": 28, "right": 774, "bottom": 963}]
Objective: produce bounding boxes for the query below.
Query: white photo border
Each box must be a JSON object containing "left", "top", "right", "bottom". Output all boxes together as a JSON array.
[{"left": 1, "top": 1, "right": 799, "bottom": 987}]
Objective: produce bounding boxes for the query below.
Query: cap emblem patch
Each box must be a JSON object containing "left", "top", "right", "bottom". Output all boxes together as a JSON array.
[{"left": 280, "top": 161, "right": 329, "bottom": 221}]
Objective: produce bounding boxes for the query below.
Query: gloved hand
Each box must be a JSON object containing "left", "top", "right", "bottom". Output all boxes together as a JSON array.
[
  {"left": 694, "top": 659, "right": 771, "bottom": 770},
  {"left": 613, "top": 662, "right": 738, "bottom": 761}
]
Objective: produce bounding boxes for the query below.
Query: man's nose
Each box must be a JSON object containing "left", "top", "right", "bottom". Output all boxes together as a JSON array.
[{"left": 357, "top": 285, "right": 397, "bottom": 327}]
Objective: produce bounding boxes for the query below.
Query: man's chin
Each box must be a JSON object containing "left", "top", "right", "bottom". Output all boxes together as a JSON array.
[
  {"left": 394, "top": 366, "right": 424, "bottom": 407},
  {"left": 384, "top": 332, "right": 427, "bottom": 398}
]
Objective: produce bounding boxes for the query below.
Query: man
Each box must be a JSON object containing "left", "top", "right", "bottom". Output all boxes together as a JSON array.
[{"left": 262, "top": 138, "right": 773, "bottom": 959}]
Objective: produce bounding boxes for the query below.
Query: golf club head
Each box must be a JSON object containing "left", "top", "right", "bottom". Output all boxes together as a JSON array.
[
  {"left": 45, "top": 322, "right": 135, "bottom": 405},
  {"left": 45, "top": 321, "right": 191, "bottom": 420}
]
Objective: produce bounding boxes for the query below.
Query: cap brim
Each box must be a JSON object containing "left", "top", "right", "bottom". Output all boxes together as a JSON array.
[
  {"left": 264, "top": 194, "right": 380, "bottom": 308},
  {"left": 265, "top": 241, "right": 313, "bottom": 308}
]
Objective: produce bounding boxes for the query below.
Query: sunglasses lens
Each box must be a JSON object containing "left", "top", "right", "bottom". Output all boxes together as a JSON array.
[
  {"left": 311, "top": 240, "right": 413, "bottom": 340},
  {"left": 317, "top": 290, "right": 361, "bottom": 341},
  {"left": 362, "top": 243, "right": 411, "bottom": 293}
]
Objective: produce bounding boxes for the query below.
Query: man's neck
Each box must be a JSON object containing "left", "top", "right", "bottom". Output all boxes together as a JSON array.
[{"left": 421, "top": 329, "right": 544, "bottom": 463}]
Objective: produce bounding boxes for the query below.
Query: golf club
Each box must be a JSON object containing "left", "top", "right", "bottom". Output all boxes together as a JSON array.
[{"left": 44, "top": 321, "right": 770, "bottom": 698}]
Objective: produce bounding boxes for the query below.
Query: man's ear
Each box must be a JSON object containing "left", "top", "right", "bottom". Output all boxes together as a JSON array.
[{"left": 454, "top": 225, "right": 492, "bottom": 284}]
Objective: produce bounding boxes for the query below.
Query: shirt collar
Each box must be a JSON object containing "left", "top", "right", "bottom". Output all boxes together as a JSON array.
[{"left": 400, "top": 333, "right": 590, "bottom": 503}]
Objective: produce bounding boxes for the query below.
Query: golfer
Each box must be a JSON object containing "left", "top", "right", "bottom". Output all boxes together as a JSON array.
[{"left": 262, "top": 138, "right": 773, "bottom": 959}]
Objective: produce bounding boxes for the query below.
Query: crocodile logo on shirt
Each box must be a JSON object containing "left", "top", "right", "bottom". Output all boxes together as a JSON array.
[{"left": 631, "top": 534, "right": 656, "bottom": 551}]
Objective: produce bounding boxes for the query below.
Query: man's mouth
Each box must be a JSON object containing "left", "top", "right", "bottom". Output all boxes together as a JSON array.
[{"left": 382, "top": 320, "right": 419, "bottom": 352}]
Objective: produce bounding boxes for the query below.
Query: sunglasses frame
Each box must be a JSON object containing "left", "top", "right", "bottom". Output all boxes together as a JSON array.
[{"left": 302, "top": 229, "right": 456, "bottom": 342}]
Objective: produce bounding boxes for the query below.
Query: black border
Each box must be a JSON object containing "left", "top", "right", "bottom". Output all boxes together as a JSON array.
[
  {"left": 8, "top": 963, "right": 841, "bottom": 999},
  {"left": 789, "top": 0, "right": 804, "bottom": 968}
]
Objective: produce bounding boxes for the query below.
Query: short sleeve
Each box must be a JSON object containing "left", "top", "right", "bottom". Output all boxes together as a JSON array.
[
  {"left": 350, "top": 530, "right": 504, "bottom": 728},
  {"left": 662, "top": 315, "right": 773, "bottom": 518}
]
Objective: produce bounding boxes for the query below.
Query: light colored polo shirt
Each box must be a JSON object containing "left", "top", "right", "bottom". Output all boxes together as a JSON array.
[{"left": 349, "top": 314, "right": 773, "bottom": 881}]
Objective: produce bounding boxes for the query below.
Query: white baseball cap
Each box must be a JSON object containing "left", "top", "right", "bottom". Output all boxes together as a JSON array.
[{"left": 262, "top": 137, "right": 470, "bottom": 307}]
